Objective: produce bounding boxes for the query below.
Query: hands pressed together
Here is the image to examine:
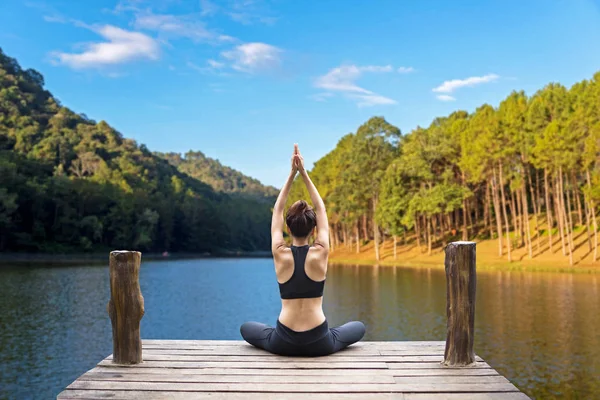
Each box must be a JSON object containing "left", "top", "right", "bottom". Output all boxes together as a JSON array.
[{"left": 291, "top": 143, "right": 305, "bottom": 174}]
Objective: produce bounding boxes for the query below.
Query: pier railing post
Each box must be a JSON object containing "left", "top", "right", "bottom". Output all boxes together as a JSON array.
[
  {"left": 443, "top": 241, "right": 476, "bottom": 366},
  {"left": 107, "top": 250, "right": 144, "bottom": 364}
]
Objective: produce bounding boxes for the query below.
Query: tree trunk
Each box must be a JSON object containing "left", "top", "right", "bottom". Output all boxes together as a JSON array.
[
  {"left": 527, "top": 170, "right": 540, "bottom": 255},
  {"left": 329, "top": 225, "right": 335, "bottom": 253},
  {"left": 355, "top": 222, "right": 360, "bottom": 254},
  {"left": 573, "top": 173, "right": 583, "bottom": 226},
  {"left": 516, "top": 188, "right": 525, "bottom": 248},
  {"left": 560, "top": 169, "right": 574, "bottom": 266},
  {"left": 565, "top": 174, "right": 575, "bottom": 251},
  {"left": 584, "top": 194, "right": 592, "bottom": 251},
  {"left": 490, "top": 173, "right": 503, "bottom": 256},
  {"left": 553, "top": 175, "right": 567, "bottom": 256},
  {"left": 587, "top": 170, "right": 598, "bottom": 262},
  {"left": 427, "top": 216, "right": 433, "bottom": 256},
  {"left": 362, "top": 214, "right": 368, "bottom": 241},
  {"left": 462, "top": 199, "right": 468, "bottom": 241},
  {"left": 393, "top": 235, "right": 397, "bottom": 260},
  {"left": 107, "top": 251, "right": 145, "bottom": 364},
  {"left": 485, "top": 182, "right": 493, "bottom": 239},
  {"left": 498, "top": 162, "right": 511, "bottom": 262},
  {"left": 474, "top": 194, "right": 480, "bottom": 235},
  {"left": 373, "top": 198, "right": 380, "bottom": 261},
  {"left": 415, "top": 214, "right": 421, "bottom": 250},
  {"left": 544, "top": 168, "right": 554, "bottom": 253},
  {"left": 509, "top": 188, "right": 520, "bottom": 247},
  {"left": 522, "top": 184, "right": 532, "bottom": 259}
]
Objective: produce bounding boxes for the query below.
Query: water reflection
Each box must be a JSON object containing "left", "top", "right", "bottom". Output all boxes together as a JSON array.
[{"left": 0, "top": 260, "right": 598, "bottom": 399}]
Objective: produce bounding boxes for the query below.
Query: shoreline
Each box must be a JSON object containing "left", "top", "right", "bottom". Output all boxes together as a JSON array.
[
  {"left": 327, "top": 236, "right": 600, "bottom": 274},
  {"left": 0, "top": 251, "right": 272, "bottom": 266},
  {"left": 328, "top": 256, "right": 600, "bottom": 274}
]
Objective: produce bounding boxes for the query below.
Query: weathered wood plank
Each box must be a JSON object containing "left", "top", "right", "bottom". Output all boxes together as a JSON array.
[
  {"left": 80, "top": 371, "right": 397, "bottom": 384},
  {"left": 389, "top": 369, "right": 500, "bottom": 376},
  {"left": 387, "top": 361, "right": 492, "bottom": 369},
  {"left": 97, "top": 360, "right": 389, "bottom": 369},
  {"left": 140, "top": 348, "right": 383, "bottom": 356},
  {"left": 90, "top": 366, "right": 501, "bottom": 377},
  {"left": 66, "top": 380, "right": 522, "bottom": 393},
  {"left": 108, "top": 354, "right": 455, "bottom": 363},
  {"left": 141, "top": 340, "right": 446, "bottom": 347},
  {"left": 58, "top": 391, "right": 405, "bottom": 400},
  {"left": 91, "top": 366, "right": 393, "bottom": 376},
  {"left": 393, "top": 376, "right": 510, "bottom": 384},
  {"left": 58, "top": 392, "right": 530, "bottom": 400},
  {"left": 404, "top": 394, "right": 530, "bottom": 400}
]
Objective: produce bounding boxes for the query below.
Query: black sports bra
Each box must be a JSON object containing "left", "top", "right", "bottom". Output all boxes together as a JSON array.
[{"left": 278, "top": 245, "right": 325, "bottom": 299}]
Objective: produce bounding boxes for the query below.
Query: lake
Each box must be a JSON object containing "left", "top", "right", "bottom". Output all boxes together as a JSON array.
[{"left": 0, "top": 258, "right": 598, "bottom": 399}]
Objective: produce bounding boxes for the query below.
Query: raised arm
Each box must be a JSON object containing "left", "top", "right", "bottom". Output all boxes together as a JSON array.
[
  {"left": 294, "top": 145, "right": 329, "bottom": 251},
  {"left": 271, "top": 156, "right": 297, "bottom": 254}
]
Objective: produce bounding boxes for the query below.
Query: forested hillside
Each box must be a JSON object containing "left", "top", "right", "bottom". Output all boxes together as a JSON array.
[
  {"left": 288, "top": 74, "right": 600, "bottom": 267},
  {"left": 0, "top": 48, "right": 271, "bottom": 254},
  {"left": 157, "top": 151, "right": 278, "bottom": 203}
]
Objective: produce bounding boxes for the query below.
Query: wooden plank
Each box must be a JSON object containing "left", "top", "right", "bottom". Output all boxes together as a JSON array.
[
  {"left": 141, "top": 348, "right": 383, "bottom": 356},
  {"left": 141, "top": 340, "right": 446, "bottom": 347},
  {"left": 91, "top": 366, "right": 393, "bottom": 376},
  {"left": 97, "top": 360, "right": 389, "bottom": 369},
  {"left": 58, "top": 390, "right": 530, "bottom": 400},
  {"left": 390, "top": 369, "right": 500, "bottom": 377},
  {"left": 66, "top": 380, "right": 522, "bottom": 393},
  {"left": 58, "top": 391, "right": 405, "bottom": 399},
  {"left": 80, "top": 371, "right": 397, "bottom": 384},
  {"left": 89, "top": 366, "right": 501, "bottom": 377},
  {"left": 387, "top": 362, "right": 492, "bottom": 369},
  {"left": 111, "top": 354, "right": 452, "bottom": 363},
  {"left": 393, "top": 376, "right": 510, "bottom": 384},
  {"left": 404, "top": 394, "right": 530, "bottom": 400}
]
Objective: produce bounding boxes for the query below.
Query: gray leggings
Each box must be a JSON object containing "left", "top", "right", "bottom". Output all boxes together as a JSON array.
[{"left": 240, "top": 319, "right": 366, "bottom": 357}]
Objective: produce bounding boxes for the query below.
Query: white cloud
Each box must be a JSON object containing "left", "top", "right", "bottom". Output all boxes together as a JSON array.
[
  {"left": 51, "top": 25, "right": 159, "bottom": 69},
  {"left": 221, "top": 42, "right": 282, "bottom": 72},
  {"left": 187, "top": 60, "right": 230, "bottom": 75},
  {"left": 200, "top": 0, "right": 219, "bottom": 16},
  {"left": 313, "top": 64, "right": 396, "bottom": 107},
  {"left": 397, "top": 66, "right": 415, "bottom": 73},
  {"left": 207, "top": 59, "right": 224, "bottom": 69},
  {"left": 133, "top": 12, "right": 218, "bottom": 42},
  {"left": 227, "top": 0, "right": 277, "bottom": 25},
  {"left": 436, "top": 94, "right": 456, "bottom": 102},
  {"left": 309, "top": 92, "right": 335, "bottom": 102},
  {"left": 43, "top": 14, "right": 66, "bottom": 23},
  {"left": 433, "top": 73, "right": 499, "bottom": 93},
  {"left": 353, "top": 94, "right": 397, "bottom": 107}
]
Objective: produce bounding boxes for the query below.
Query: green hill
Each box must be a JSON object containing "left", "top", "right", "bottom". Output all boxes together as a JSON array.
[
  {"left": 0, "top": 47, "right": 271, "bottom": 254},
  {"left": 157, "top": 151, "right": 278, "bottom": 203}
]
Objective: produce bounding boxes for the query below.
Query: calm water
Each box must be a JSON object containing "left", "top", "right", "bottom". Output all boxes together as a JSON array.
[{"left": 0, "top": 258, "right": 599, "bottom": 399}]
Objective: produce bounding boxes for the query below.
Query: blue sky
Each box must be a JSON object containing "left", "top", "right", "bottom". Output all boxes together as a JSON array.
[{"left": 1, "top": 0, "right": 600, "bottom": 187}]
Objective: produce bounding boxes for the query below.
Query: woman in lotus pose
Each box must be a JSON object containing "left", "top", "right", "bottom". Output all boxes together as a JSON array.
[{"left": 240, "top": 144, "right": 365, "bottom": 356}]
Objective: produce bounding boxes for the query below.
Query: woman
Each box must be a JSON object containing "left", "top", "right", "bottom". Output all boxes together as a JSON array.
[{"left": 240, "top": 144, "right": 365, "bottom": 356}]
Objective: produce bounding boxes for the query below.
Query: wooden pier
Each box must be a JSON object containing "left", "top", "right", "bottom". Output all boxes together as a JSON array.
[{"left": 57, "top": 243, "right": 530, "bottom": 399}]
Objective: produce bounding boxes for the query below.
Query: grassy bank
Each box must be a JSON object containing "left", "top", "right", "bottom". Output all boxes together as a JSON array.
[{"left": 328, "top": 230, "right": 600, "bottom": 274}]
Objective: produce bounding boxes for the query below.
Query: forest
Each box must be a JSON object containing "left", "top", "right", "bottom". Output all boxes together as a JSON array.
[
  {"left": 287, "top": 73, "right": 600, "bottom": 267},
  {"left": 0, "top": 48, "right": 276, "bottom": 254}
]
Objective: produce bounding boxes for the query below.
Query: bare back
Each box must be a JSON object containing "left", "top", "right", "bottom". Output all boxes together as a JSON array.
[{"left": 275, "top": 247, "right": 328, "bottom": 331}]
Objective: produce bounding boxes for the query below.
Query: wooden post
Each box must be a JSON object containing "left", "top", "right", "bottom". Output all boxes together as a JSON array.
[
  {"left": 107, "top": 250, "right": 144, "bottom": 364},
  {"left": 443, "top": 241, "right": 476, "bottom": 366}
]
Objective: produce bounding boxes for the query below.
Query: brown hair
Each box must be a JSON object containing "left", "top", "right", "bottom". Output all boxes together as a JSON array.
[{"left": 286, "top": 200, "right": 316, "bottom": 238}]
